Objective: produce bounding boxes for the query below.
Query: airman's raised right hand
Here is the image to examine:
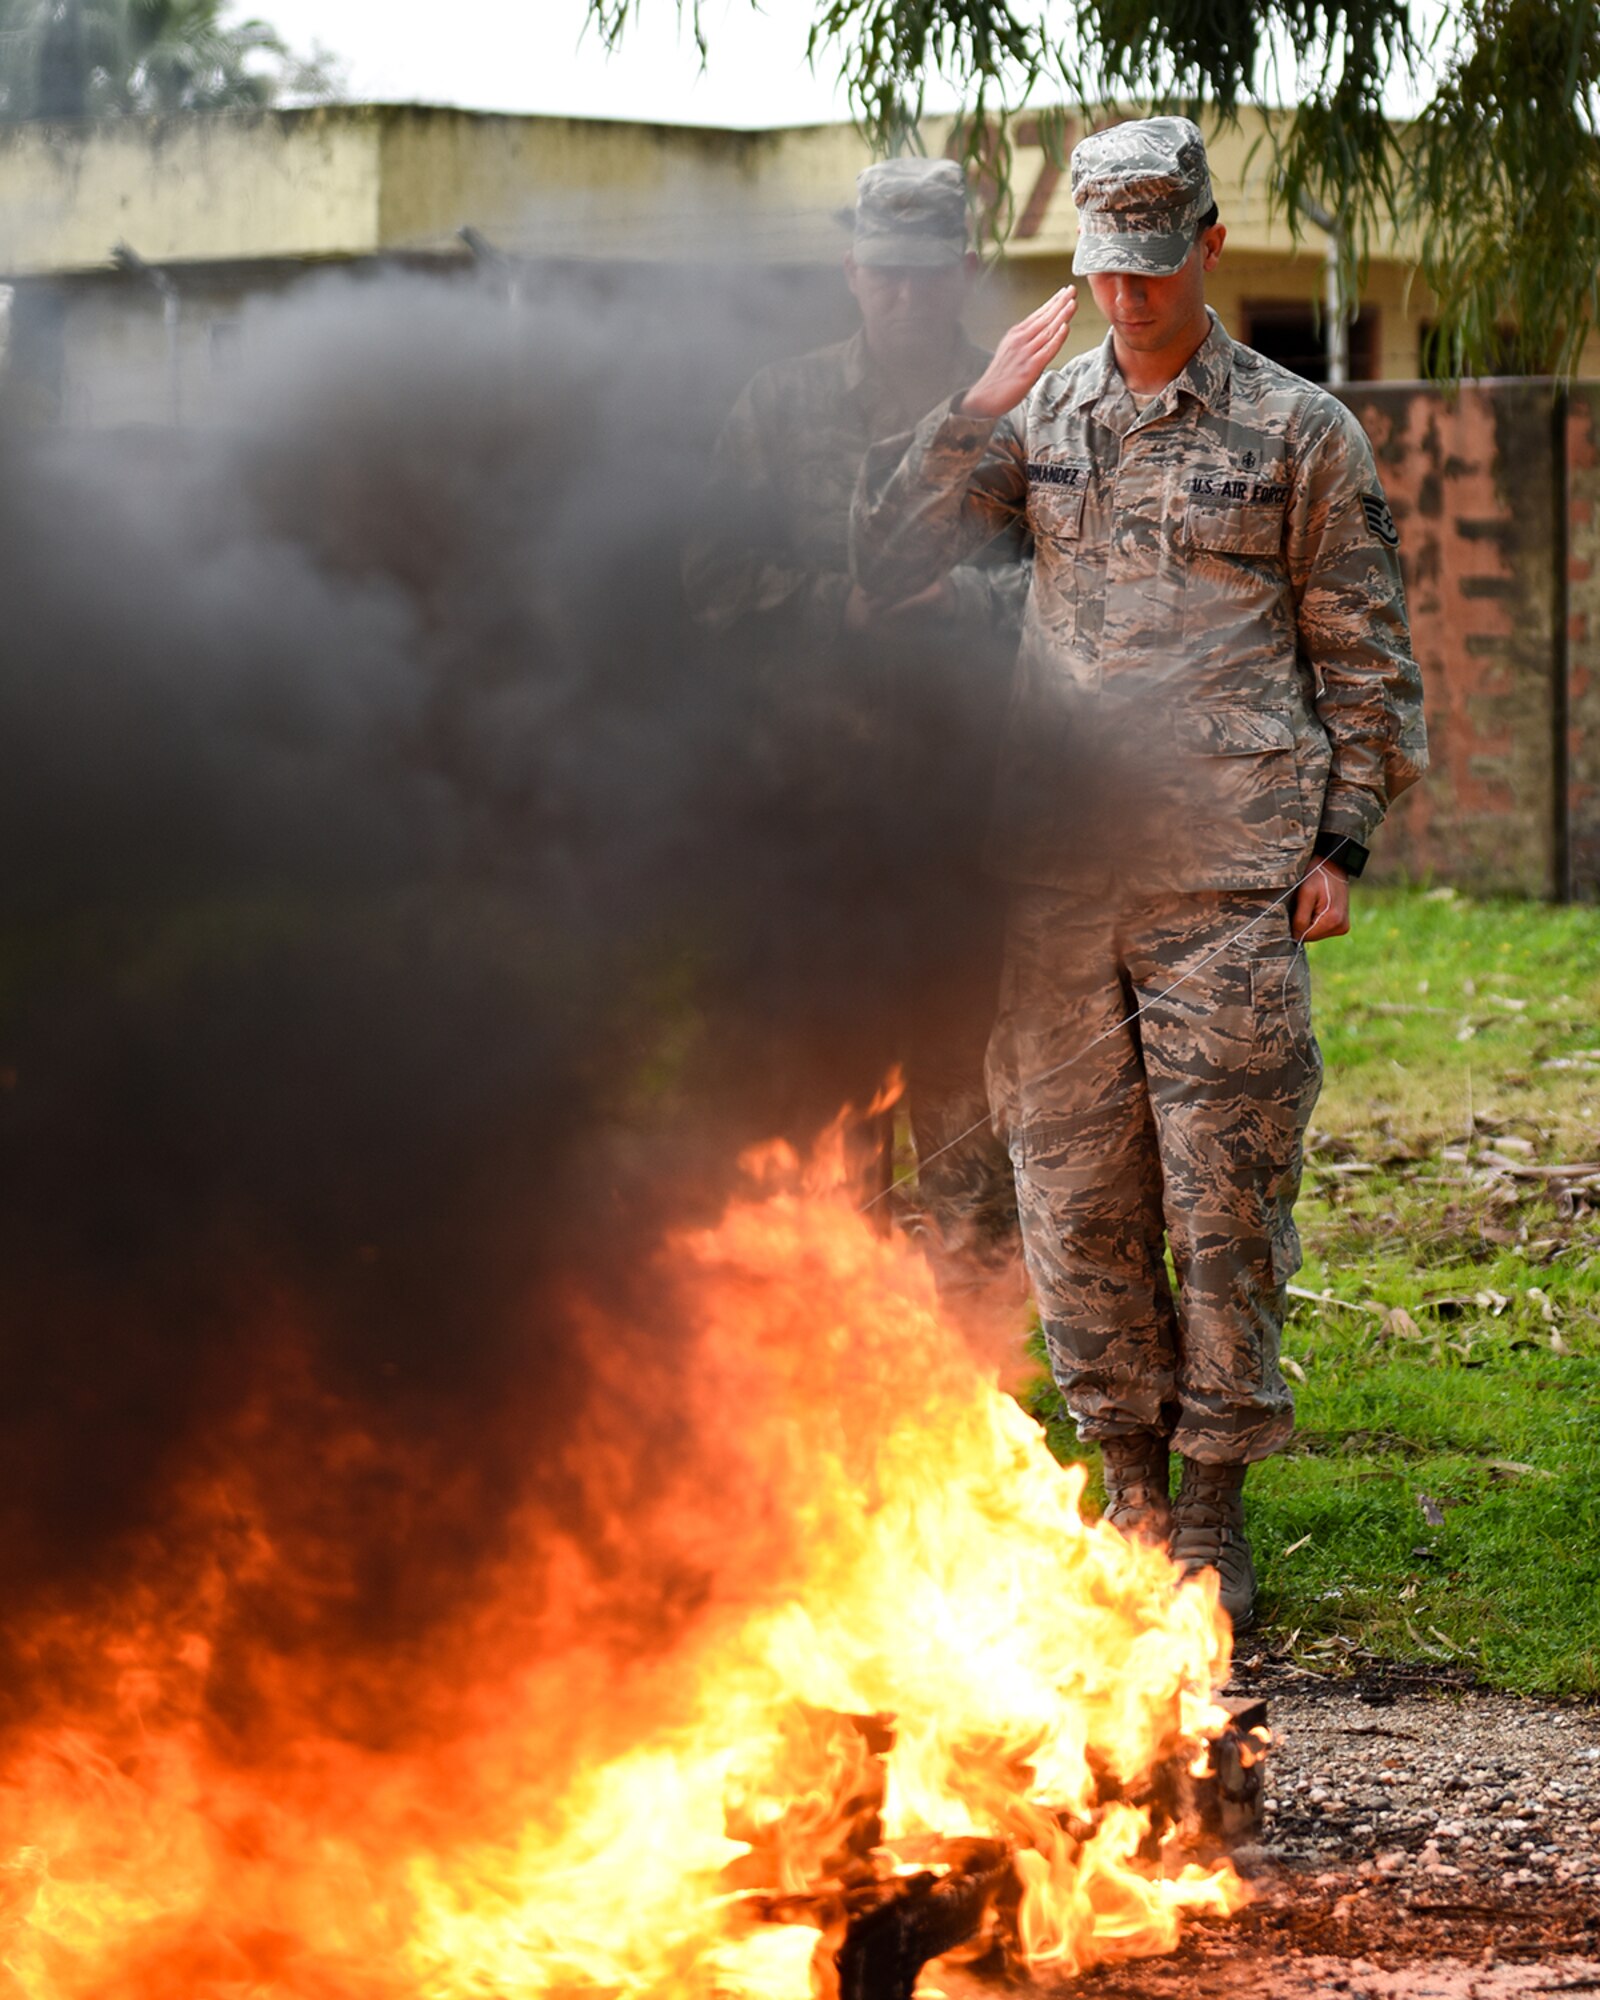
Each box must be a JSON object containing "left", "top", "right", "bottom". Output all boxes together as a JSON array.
[{"left": 958, "top": 286, "right": 1077, "bottom": 422}]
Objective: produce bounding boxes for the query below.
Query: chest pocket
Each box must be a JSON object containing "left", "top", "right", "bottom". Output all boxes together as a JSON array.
[
  {"left": 1025, "top": 465, "right": 1088, "bottom": 642},
  {"left": 788, "top": 429, "right": 861, "bottom": 555},
  {"left": 1027, "top": 461, "right": 1090, "bottom": 543},
  {"left": 1183, "top": 501, "right": 1285, "bottom": 559}
]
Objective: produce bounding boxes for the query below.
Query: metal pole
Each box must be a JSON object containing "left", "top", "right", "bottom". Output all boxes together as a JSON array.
[
  {"left": 1324, "top": 229, "right": 1348, "bottom": 387},
  {"left": 1295, "top": 193, "right": 1349, "bottom": 387}
]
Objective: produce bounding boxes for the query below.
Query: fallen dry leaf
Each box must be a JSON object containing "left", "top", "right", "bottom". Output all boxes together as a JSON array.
[{"left": 1287, "top": 1286, "right": 1382, "bottom": 1317}]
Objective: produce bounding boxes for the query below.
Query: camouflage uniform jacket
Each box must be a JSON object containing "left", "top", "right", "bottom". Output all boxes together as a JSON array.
[
  {"left": 851, "top": 312, "right": 1428, "bottom": 891},
  {"left": 685, "top": 329, "right": 1030, "bottom": 640}
]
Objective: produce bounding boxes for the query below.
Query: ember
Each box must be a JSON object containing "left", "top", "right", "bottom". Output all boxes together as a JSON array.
[{"left": 0, "top": 1120, "right": 1256, "bottom": 1998}]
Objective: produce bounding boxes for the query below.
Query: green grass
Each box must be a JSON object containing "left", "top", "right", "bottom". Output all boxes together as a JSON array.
[{"left": 1025, "top": 884, "right": 1600, "bottom": 1695}]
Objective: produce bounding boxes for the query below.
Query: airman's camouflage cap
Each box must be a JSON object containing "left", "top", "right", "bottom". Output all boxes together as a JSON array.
[
  {"left": 850, "top": 158, "right": 969, "bottom": 268},
  {"left": 1070, "top": 116, "right": 1214, "bottom": 278}
]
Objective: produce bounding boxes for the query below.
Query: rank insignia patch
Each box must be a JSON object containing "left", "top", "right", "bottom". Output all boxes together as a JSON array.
[{"left": 1361, "top": 492, "right": 1400, "bottom": 546}]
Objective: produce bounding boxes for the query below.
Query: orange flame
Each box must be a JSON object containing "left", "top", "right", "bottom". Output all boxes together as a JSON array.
[{"left": 0, "top": 1127, "right": 1246, "bottom": 1998}]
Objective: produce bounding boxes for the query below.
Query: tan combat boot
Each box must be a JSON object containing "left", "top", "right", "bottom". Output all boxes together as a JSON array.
[
  {"left": 1171, "top": 1459, "right": 1256, "bottom": 1632},
  {"left": 1099, "top": 1431, "right": 1172, "bottom": 1546}
]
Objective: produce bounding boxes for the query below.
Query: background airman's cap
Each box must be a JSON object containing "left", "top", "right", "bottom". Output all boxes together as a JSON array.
[
  {"left": 850, "top": 158, "right": 969, "bottom": 268},
  {"left": 1070, "top": 117, "right": 1214, "bottom": 277}
]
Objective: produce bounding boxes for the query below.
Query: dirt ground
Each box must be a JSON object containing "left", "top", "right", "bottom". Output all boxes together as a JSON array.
[{"left": 947, "top": 1664, "right": 1600, "bottom": 1997}]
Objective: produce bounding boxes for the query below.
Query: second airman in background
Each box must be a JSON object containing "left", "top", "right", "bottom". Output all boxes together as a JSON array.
[{"left": 685, "top": 158, "right": 1030, "bottom": 1333}]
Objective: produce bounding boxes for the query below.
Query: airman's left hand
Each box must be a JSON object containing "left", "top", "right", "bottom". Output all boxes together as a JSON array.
[{"left": 1291, "top": 859, "right": 1350, "bottom": 942}]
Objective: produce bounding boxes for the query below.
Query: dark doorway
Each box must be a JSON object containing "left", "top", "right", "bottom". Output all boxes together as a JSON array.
[{"left": 1243, "top": 301, "right": 1379, "bottom": 383}]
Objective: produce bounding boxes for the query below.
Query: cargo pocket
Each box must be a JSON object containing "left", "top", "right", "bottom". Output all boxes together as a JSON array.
[
  {"left": 1172, "top": 707, "right": 1303, "bottom": 864},
  {"left": 1248, "top": 944, "right": 1323, "bottom": 1137},
  {"left": 1248, "top": 943, "right": 1313, "bottom": 1064},
  {"left": 1270, "top": 1218, "right": 1304, "bottom": 1285},
  {"left": 1175, "top": 706, "right": 1297, "bottom": 761}
]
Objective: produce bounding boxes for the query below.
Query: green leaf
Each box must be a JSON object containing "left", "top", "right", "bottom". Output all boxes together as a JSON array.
[{"left": 589, "top": 0, "right": 1600, "bottom": 379}]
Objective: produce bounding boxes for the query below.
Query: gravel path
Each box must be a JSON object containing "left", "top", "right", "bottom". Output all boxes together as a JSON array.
[
  {"left": 1247, "top": 1667, "right": 1600, "bottom": 1897},
  {"left": 946, "top": 1667, "right": 1600, "bottom": 1996}
]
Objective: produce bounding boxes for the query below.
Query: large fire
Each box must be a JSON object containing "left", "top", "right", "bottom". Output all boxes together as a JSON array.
[{"left": 0, "top": 1120, "right": 1247, "bottom": 1999}]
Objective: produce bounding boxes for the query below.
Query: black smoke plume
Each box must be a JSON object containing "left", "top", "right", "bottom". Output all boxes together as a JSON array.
[{"left": 0, "top": 257, "right": 1061, "bottom": 1735}]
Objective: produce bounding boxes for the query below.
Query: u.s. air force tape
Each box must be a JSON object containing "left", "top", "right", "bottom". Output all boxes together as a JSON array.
[{"left": 1361, "top": 492, "right": 1400, "bottom": 547}]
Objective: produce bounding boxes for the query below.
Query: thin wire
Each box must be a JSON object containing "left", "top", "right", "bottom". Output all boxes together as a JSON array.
[
  {"left": 1278, "top": 933, "right": 1309, "bottom": 1014},
  {"left": 858, "top": 849, "right": 1347, "bottom": 1218}
]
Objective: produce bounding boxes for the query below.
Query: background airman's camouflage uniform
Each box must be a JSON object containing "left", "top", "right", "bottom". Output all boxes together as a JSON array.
[
  {"left": 853, "top": 310, "right": 1426, "bottom": 1461},
  {"left": 685, "top": 325, "right": 1031, "bottom": 1299},
  {"left": 684, "top": 328, "right": 1029, "bottom": 644}
]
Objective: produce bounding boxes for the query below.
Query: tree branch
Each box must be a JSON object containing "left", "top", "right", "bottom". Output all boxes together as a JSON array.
[{"left": 587, "top": 0, "right": 1600, "bottom": 379}]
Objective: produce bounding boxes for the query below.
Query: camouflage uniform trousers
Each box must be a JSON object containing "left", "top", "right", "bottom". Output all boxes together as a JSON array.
[
  {"left": 986, "top": 884, "right": 1322, "bottom": 1463},
  {"left": 864, "top": 895, "right": 1025, "bottom": 1334},
  {"left": 898, "top": 1016, "right": 1025, "bottom": 1332}
]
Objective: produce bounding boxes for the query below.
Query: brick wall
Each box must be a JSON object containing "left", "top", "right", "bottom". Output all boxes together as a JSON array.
[
  {"left": 1337, "top": 381, "right": 1596, "bottom": 901},
  {"left": 1563, "top": 389, "right": 1600, "bottom": 900}
]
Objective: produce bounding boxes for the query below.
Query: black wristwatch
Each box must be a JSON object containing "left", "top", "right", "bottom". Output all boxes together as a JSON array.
[{"left": 1313, "top": 831, "right": 1369, "bottom": 878}]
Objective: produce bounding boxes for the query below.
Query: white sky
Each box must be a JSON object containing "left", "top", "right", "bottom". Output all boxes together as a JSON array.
[
  {"left": 250, "top": 0, "right": 1444, "bottom": 130},
  {"left": 255, "top": 0, "right": 881, "bottom": 127}
]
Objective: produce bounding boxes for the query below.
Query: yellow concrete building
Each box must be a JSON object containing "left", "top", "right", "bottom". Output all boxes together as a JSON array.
[{"left": 0, "top": 101, "right": 1457, "bottom": 425}]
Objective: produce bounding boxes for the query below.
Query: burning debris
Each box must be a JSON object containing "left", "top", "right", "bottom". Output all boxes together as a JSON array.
[
  {"left": 729, "top": 1698, "right": 1270, "bottom": 1999},
  {"left": 0, "top": 1132, "right": 1262, "bottom": 1998}
]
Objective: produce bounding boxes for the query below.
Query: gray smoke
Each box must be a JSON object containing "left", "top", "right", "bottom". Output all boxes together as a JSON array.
[{"left": 0, "top": 256, "right": 1082, "bottom": 1739}]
